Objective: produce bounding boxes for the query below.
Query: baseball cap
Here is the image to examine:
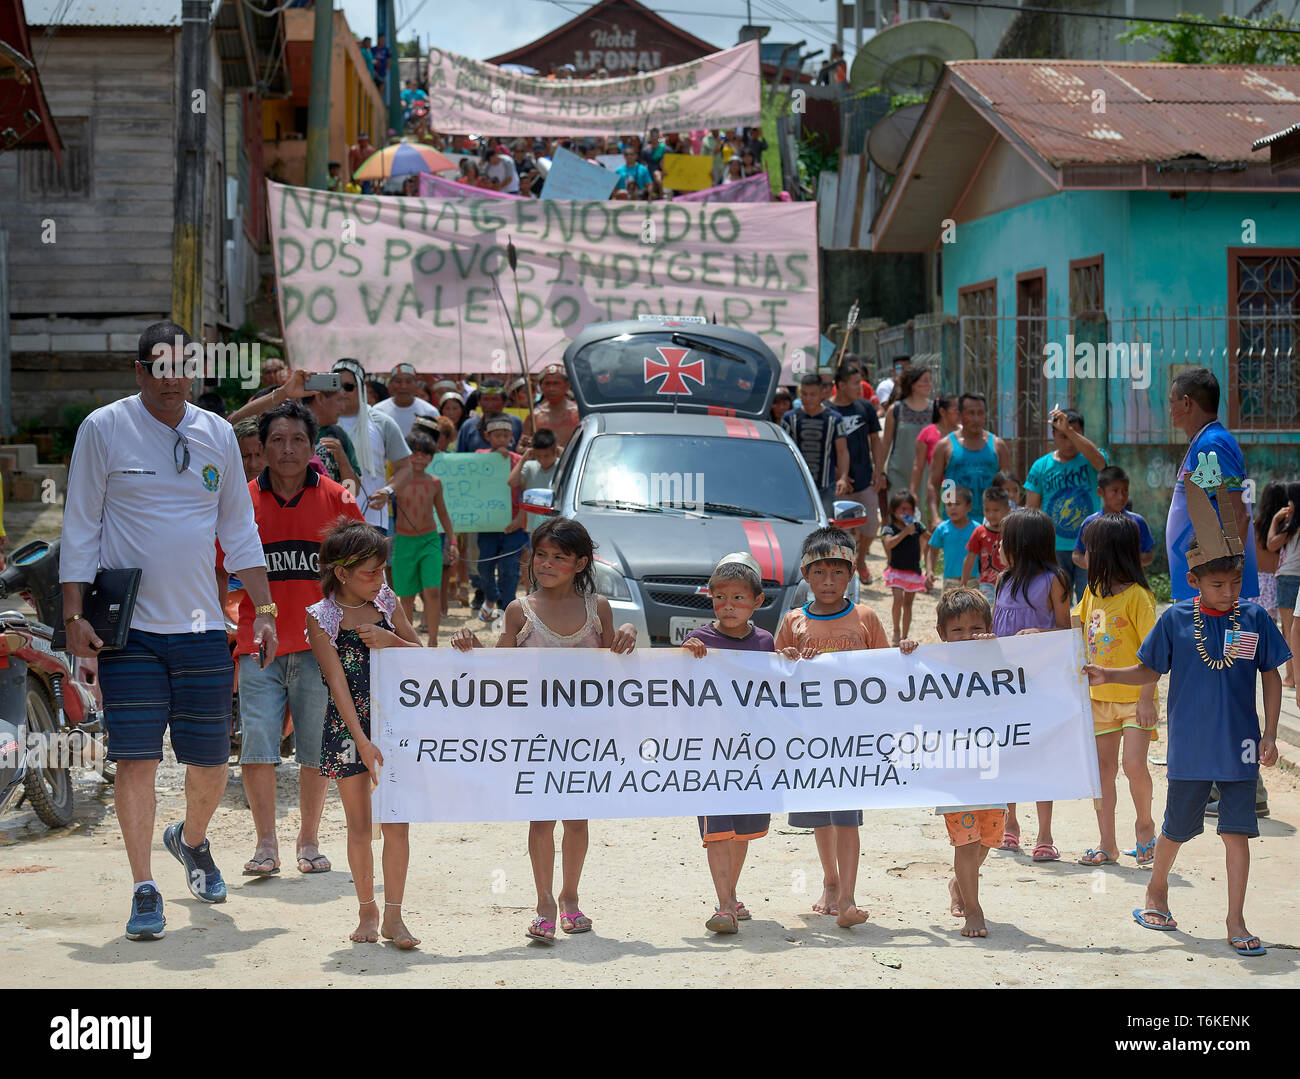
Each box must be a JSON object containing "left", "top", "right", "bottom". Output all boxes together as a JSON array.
[{"left": 492, "top": 143, "right": 510, "bottom": 155}]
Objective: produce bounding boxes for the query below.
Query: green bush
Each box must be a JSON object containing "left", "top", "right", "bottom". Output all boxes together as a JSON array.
[
  {"left": 53, "top": 399, "right": 101, "bottom": 458},
  {"left": 1147, "top": 571, "right": 1172, "bottom": 605}
]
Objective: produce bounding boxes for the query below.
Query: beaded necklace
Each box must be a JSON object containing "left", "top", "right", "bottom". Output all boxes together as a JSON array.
[{"left": 1192, "top": 597, "right": 1240, "bottom": 670}]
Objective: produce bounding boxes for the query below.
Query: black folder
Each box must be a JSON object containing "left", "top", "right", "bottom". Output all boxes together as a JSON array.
[{"left": 52, "top": 568, "right": 142, "bottom": 652}]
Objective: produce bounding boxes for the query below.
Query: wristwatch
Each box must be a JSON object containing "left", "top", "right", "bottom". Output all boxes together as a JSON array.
[
  {"left": 254, "top": 603, "right": 278, "bottom": 617},
  {"left": 64, "top": 613, "right": 86, "bottom": 626}
]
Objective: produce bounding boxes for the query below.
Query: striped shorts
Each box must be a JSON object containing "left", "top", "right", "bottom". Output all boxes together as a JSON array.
[{"left": 97, "top": 629, "right": 233, "bottom": 767}]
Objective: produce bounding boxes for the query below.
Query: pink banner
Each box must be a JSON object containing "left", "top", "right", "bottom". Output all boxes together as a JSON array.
[
  {"left": 419, "top": 173, "right": 522, "bottom": 199},
  {"left": 267, "top": 180, "right": 818, "bottom": 379},
  {"left": 675, "top": 172, "right": 772, "bottom": 203},
  {"left": 424, "top": 41, "right": 761, "bottom": 136}
]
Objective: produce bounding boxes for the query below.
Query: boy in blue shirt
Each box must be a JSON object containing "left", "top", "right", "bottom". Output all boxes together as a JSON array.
[
  {"left": 1072, "top": 465, "right": 1155, "bottom": 570},
  {"left": 926, "top": 484, "right": 975, "bottom": 589},
  {"left": 1085, "top": 457, "right": 1288, "bottom": 957}
]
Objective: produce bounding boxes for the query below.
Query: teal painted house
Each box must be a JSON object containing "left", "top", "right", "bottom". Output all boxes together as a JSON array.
[{"left": 872, "top": 60, "right": 1300, "bottom": 564}]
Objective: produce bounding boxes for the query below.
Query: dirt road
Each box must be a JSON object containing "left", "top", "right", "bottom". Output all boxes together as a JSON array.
[{"left": 3, "top": 551, "right": 1298, "bottom": 988}]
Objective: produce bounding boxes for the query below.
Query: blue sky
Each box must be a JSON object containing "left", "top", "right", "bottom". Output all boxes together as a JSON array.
[{"left": 337, "top": 0, "right": 857, "bottom": 64}]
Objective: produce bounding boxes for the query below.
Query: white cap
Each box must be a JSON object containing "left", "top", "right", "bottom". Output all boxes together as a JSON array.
[{"left": 715, "top": 551, "right": 761, "bottom": 576}]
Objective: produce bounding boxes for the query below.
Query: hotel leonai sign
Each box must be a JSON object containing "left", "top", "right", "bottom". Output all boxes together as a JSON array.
[
  {"left": 486, "top": 0, "right": 718, "bottom": 80},
  {"left": 576, "top": 27, "right": 661, "bottom": 73}
]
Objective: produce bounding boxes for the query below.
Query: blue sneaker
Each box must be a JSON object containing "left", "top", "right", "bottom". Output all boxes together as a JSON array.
[
  {"left": 126, "top": 885, "right": 166, "bottom": 940},
  {"left": 163, "top": 821, "right": 228, "bottom": 903}
]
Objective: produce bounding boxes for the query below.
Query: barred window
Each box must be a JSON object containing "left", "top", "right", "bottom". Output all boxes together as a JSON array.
[
  {"left": 1232, "top": 252, "right": 1300, "bottom": 431},
  {"left": 19, "top": 116, "right": 91, "bottom": 200}
]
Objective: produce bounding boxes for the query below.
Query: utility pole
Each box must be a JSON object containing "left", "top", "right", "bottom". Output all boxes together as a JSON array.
[
  {"left": 171, "top": 0, "right": 209, "bottom": 339},
  {"left": 304, "top": 0, "right": 334, "bottom": 189}
]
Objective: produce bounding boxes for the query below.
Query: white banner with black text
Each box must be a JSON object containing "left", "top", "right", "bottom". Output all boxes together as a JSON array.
[{"left": 371, "top": 630, "right": 1099, "bottom": 823}]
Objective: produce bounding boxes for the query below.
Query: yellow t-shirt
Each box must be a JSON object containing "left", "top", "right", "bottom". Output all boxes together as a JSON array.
[{"left": 1072, "top": 583, "right": 1158, "bottom": 704}]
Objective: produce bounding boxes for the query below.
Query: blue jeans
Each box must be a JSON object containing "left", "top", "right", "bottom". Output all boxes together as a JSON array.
[
  {"left": 477, "top": 530, "right": 530, "bottom": 607},
  {"left": 237, "top": 650, "right": 329, "bottom": 769}
]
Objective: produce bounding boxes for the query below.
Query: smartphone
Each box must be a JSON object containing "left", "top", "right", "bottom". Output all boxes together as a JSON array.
[
  {"left": 258, "top": 638, "right": 268, "bottom": 669},
  {"left": 306, "top": 372, "right": 342, "bottom": 392}
]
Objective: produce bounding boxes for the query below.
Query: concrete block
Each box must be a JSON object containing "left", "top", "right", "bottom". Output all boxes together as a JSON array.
[
  {"left": 50, "top": 334, "right": 110, "bottom": 352},
  {"left": 10, "top": 333, "right": 51, "bottom": 352}
]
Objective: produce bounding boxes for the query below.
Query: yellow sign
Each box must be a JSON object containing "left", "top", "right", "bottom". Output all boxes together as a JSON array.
[{"left": 661, "top": 153, "right": 715, "bottom": 192}]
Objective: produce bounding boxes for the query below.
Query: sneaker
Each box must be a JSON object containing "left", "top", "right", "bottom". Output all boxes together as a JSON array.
[
  {"left": 470, "top": 589, "right": 484, "bottom": 613},
  {"left": 163, "top": 821, "right": 228, "bottom": 903},
  {"left": 126, "top": 885, "right": 166, "bottom": 940},
  {"left": 1204, "top": 800, "right": 1219, "bottom": 817}
]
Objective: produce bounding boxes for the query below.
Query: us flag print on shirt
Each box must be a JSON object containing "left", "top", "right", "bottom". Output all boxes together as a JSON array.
[{"left": 1224, "top": 630, "right": 1258, "bottom": 660}]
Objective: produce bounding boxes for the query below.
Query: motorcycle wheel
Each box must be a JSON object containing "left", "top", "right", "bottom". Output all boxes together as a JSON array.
[{"left": 23, "top": 675, "right": 76, "bottom": 828}]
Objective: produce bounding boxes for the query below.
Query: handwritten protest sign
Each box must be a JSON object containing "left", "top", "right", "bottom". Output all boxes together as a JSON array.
[
  {"left": 266, "top": 180, "right": 818, "bottom": 378},
  {"left": 661, "top": 153, "right": 715, "bottom": 192},
  {"left": 423, "top": 41, "right": 761, "bottom": 136},
  {"left": 675, "top": 172, "right": 771, "bottom": 203},
  {"left": 596, "top": 154, "right": 625, "bottom": 172},
  {"left": 429, "top": 452, "right": 511, "bottom": 532},
  {"left": 540, "top": 146, "right": 619, "bottom": 201},
  {"left": 371, "top": 631, "right": 1098, "bottom": 822}
]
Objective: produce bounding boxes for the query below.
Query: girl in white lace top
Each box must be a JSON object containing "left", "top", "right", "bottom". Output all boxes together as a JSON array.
[
  {"left": 306, "top": 520, "right": 423, "bottom": 949},
  {"left": 452, "top": 517, "right": 637, "bottom": 943}
]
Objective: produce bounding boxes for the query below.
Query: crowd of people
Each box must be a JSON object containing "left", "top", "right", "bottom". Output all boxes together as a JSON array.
[{"left": 53, "top": 322, "right": 1295, "bottom": 958}]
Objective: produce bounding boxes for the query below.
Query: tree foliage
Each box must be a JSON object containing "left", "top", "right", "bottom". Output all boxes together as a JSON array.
[{"left": 1118, "top": 12, "right": 1300, "bottom": 64}]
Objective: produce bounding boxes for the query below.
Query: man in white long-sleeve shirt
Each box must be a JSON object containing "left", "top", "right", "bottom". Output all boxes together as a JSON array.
[{"left": 60, "top": 321, "right": 279, "bottom": 942}]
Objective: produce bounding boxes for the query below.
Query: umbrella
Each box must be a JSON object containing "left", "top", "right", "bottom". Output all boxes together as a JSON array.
[{"left": 353, "top": 141, "right": 454, "bottom": 181}]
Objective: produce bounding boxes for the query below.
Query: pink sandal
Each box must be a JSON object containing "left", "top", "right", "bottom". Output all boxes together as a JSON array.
[
  {"left": 1032, "top": 843, "right": 1061, "bottom": 862},
  {"left": 525, "top": 916, "right": 556, "bottom": 943},
  {"left": 559, "top": 909, "right": 592, "bottom": 934}
]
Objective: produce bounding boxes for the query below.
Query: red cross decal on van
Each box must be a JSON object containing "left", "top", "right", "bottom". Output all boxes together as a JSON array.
[{"left": 644, "top": 346, "right": 705, "bottom": 396}]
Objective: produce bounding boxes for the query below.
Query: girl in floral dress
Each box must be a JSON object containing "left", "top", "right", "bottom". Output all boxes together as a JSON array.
[
  {"left": 306, "top": 519, "right": 423, "bottom": 948},
  {"left": 452, "top": 517, "right": 637, "bottom": 944}
]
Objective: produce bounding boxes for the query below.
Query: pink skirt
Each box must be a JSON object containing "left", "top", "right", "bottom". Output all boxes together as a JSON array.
[{"left": 884, "top": 567, "right": 927, "bottom": 593}]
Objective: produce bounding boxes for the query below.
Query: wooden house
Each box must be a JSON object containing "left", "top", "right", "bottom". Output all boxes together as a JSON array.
[{"left": 0, "top": 0, "right": 286, "bottom": 424}]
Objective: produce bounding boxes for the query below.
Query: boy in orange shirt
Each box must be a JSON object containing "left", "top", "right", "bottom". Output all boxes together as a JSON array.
[
  {"left": 899, "top": 587, "right": 1004, "bottom": 937},
  {"left": 775, "top": 526, "right": 889, "bottom": 928}
]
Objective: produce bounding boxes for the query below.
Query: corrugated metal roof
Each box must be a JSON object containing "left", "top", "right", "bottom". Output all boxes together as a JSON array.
[
  {"left": 949, "top": 60, "right": 1300, "bottom": 166},
  {"left": 23, "top": 0, "right": 221, "bottom": 28}
]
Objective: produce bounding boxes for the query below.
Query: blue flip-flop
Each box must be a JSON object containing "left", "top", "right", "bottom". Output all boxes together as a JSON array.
[
  {"left": 1133, "top": 908, "right": 1177, "bottom": 931},
  {"left": 1078, "top": 848, "right": 1114, "bottom": 866},
  {"left": 1229, "top": 936, "right": 1267, "bottom": 957}
]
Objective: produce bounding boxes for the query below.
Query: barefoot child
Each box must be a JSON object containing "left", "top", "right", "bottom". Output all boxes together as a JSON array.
[
  {"left": 1072, "top": 514, "right": 1159, "bottom": 867},
  {"left": 1085, "top": 462, "right": 1289, "bottom": 956},
  {"left": 452, "top": 517, "right": 637, "bottom": 943},
  {"left": 682, "top": 553, "right": 776, "bottom": 935},
  {"left": 926, "top": 485, "right": 975, "bottom": 591},
  {"left": 880, "top": 489, "right": 931, "bottom": 644},
  {"left": 960, "top": 486, "right": 1010, "bottom": 603},
  {"left": 901, "top": 587, "right": 1004, "bottom": 937},
  {"left": 306, "top": 520, "right": 424, "bottom": 948},
  {"left": 991, "top": 508, "right": 1071, "bottom": 862},
  {"left": 391, "top": 431, "right": 457, "bottom": 645},
  {"left": 775, "top": 526, "right": 890, "bottom": 928}
]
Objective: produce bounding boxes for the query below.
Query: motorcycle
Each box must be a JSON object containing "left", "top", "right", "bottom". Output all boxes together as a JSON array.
[{"left": 0, "top": 539, "right": 109, "bottom": 829}]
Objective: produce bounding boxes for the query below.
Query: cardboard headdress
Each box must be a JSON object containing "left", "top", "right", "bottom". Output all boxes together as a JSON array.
[{"left": 1184, "top": 450, "right": 1245, "bottom": 570}]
